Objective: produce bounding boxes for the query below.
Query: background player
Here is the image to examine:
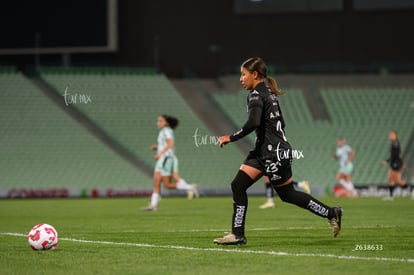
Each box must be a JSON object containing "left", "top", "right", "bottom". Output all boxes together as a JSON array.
[
  {"left": 382, "top": 130, "right": 409, "bottom": 200},
  {"left": 143, "top": 115, "right": 197, "bottom": 211},
  {"left": 334, "top": 137, "right": 358, "bottom": 198}
]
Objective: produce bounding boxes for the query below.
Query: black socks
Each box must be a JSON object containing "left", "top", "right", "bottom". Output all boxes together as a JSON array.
[
  {"left": 230, "top": 172, "right": 335, "bottom": 237},
  {"left": 275, "top": 183, "right": 331, "bottom": 219},
  {"left": 231, "top": 170, "right": 255, "bottom": 237},
  {"left": 389, "top": 185, "right": 395, "bottom": 197}
]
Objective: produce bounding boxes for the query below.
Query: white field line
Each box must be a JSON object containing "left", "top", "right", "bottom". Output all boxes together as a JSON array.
[
  {"left": 2, "top": 232, "right": 413, "bottom": 264},
  {"left": 122, "top": 224, "right": 398, "bottom": 233}
]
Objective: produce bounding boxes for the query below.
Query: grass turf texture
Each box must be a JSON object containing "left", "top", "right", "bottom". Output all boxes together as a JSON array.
[{"left": 0, "top": 196, "right": 413, "bottom": 274}]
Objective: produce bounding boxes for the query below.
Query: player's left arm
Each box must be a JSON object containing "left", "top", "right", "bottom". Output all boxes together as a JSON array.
[{"left": 219, "top": 94, "right": 263, "bottom": 147}]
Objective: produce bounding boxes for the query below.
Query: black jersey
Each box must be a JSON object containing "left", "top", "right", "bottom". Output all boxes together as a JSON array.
[
  {"left": 390, "top": 140, "right": 401, "bottom": 161},
  {"left": 230, "top": 82, "right": 291, "bottom": 157},
  {"left": 388, "top": 140, "right": 403, "bottom": 170}
]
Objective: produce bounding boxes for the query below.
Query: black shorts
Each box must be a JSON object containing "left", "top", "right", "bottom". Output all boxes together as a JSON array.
[
  {"left": 243, "top": 150, "right": 293, "bottom": 186},
  {"left": 390, "top": 158, "right": 403, "bottom": 171}
]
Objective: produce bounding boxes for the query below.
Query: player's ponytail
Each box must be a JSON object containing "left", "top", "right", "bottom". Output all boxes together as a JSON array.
[
  {"left": 242, "top": 57, "right": 283, "bottom": 96},
  {"left": 266, "top": 76, "right": 283, "bottom": 96},
  {"left": 162, "top": 114, "right": 179, "bottom": 129}
]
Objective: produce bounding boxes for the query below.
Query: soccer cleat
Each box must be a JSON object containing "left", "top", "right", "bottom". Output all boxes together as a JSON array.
[
  {"left": 213, "top": 233, "right": 247, "bottom": 246},
  {"left": 192, "top": 184, "right": 200, "bottom": 198},
  {"left": 300, "top": 181, "right": 311, "bottom": 194},
  {"left": 141, "top": 206, "right": 157, "bottom": 212},
  {"left": 329, "top": 206, "right": 343, "bottom": 237},
  {"left": 259, "top": 201, "right": 275, "bottom": 209},
  {"left": 187, "top": 184, "right": 199, "bottom": 200}
]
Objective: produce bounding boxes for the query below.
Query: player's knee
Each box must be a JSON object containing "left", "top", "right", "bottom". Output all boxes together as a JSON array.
[
  {"left": 231, "top": 170, "right": 254, "bottom": 195},
  {"left": 231, "top": 179, "right": 245, "bottom": 195}
]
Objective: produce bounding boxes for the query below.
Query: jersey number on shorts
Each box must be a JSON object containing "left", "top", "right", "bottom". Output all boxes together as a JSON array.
[
  {"left": 265, "top": 160, "right": 281, "bottom": 174},
  {"left": 265, "top": 160, "right": 282, "bottom": 181}
]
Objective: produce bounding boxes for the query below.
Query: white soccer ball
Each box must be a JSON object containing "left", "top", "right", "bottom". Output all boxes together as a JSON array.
[{"left": 28, "top": 224, "right": 58, "bottom": 250}]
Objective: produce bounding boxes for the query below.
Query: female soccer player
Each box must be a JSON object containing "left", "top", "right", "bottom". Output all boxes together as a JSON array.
[
  {"left": 334, "top": 137, "right": 358, "bottom": 198},
  {"left": 213, "top": 57, "right": 342, "bottom": 245},
  {"left": 382, "top": 130, "right": 408, "bottom": 200},
  {"left": 142, "top": 115, "right": 198, "bottom": 211}
]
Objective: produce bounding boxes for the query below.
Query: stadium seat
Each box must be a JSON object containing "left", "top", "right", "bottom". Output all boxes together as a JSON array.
[
  {"left": 212, "top": 85, "right": 414, "bottom": 189},
  {"left": 40, "top": 67, "right": 245, "bottom": 188},
  {"left": 0, "top": 71, "right": 153, "bottom": 191}
]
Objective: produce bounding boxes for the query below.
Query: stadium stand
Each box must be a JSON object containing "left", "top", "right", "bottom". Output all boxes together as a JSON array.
[
  {"left": 0, "top": 70, "right": 153, "bottom": 195},
  {"left": 1, "top": 67, "right": 413, "bottom": 197},
  {"left": 320, "top": 87, "right": 414, "bottom": 184},
  {"left": 39, "top": 67, "right": 245, "bottom": 190},
  {"left": 211, "top": 79, "right": 414, "bottom": 193}
]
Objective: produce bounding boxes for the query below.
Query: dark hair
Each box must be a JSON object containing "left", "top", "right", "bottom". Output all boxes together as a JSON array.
[
  {"left": 161, "top": 114, "right": 179, "bottom": 129},
  {"left": 241, "top": 57, "right": 283, "bottom": 96}
]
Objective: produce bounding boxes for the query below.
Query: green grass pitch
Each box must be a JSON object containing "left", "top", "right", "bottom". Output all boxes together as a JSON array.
[{"left": 1, "top": 196, "right": 413, "bottom": 274}]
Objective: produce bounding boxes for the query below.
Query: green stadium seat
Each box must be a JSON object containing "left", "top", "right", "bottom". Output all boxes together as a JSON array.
[
  {"left": 0, "top": 71, "right": 153, "bottom": 191},
  {"left": 212, "top": 85, "right": 414, "bottom": 189},
  {"left": 40, "top": 68, "right": 245, "bottom": 188}
]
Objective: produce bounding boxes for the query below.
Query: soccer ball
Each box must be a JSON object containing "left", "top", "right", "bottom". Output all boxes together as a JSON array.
[{"left": 28, "top": 224, "right": 58, "bottom": 250}]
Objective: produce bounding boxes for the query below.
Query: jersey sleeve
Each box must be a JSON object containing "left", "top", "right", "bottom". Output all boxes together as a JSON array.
[
  {"left": 163, "top": 127, "right": 174, "bottom": 141},
  {"left": 229, "top": 91, "right": 263, "bottom": 142}
]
